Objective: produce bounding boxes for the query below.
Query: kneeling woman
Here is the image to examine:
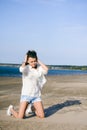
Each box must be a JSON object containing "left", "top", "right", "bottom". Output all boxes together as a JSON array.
[{"left": 7, "top": 50, "right": 48, "bottom": 119}]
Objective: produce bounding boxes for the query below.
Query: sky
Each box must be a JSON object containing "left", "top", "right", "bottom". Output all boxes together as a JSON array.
[{"left": 0, "top": 0, "right": 87, "bottom": 65}]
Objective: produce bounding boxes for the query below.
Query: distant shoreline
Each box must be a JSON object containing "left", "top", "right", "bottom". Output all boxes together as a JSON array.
[
  {"left": 0, "top": 63, "right": 20, "bottom": 67},
  {"left": 0, "top": 63, "right": 87, "bottom": 70}
]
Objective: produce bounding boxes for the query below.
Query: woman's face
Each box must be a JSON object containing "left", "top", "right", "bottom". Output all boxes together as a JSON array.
[{"left": 28, "top": 57, "right": 37, "bottom": 68}]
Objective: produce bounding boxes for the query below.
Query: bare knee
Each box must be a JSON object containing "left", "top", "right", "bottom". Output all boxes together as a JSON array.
[
  {"left": 39, "top": 115, "right": 45, "bottom": 118},
  {"left": 37, "top": 112, "right": 45, "bottom": 118},
  {"left": 18, "top": 113, "right": 25, "bottom": 119},
  {"left": 11, "top": 109, "right": 24, "bottom": 119},
  {"left": 17, "top": 115, "right": 24, "bottom": 119}
]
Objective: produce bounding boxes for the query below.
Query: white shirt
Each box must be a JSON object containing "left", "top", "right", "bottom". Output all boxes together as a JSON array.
[{"left": 19, "top": 65, "right": 48, "bottom": 97}]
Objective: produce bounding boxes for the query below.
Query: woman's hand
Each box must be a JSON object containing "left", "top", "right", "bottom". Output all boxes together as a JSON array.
[{"left": 38, "top": 59, "right": 48, "bottom": 72}]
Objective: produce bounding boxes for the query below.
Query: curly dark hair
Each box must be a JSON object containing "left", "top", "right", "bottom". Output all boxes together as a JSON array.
[
  {"left": 26, "top": 50, "right": 38, "bottom": 59},
  {"left": 25, "top": 50, "right": 38, "bottom": 65}
]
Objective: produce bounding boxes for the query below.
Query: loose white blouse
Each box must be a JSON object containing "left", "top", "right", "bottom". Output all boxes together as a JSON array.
[{"left": 19, "top": 65, "right": 48, "bottom": 97}]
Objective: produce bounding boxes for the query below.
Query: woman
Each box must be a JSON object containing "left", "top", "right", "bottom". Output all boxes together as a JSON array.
[{"left": 7, "top": 50, "right": 48, "bottom": 119}]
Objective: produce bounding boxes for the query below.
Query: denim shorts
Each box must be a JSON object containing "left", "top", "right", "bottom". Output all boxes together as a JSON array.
[{"left": 20, "top": 95, "right": 41, "bottom": 104}]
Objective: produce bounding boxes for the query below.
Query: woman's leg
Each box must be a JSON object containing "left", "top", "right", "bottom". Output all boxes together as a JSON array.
[
  {"left": 33, "top": 101, "right": 45, "bottom": 118},
  {"left": 11, "top": 101, "right": 28, "bottom": 119}
]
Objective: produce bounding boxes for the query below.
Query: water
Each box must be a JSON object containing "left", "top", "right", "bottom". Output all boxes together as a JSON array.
[
  {"left": 0, "top": 66, "right": 21, "bottom": 77},
  {"left": 48, "top": 69, "right": 87, "bottom": 76},
  {"left": 0, "top": 66, "right": 87, "bottom": 77}
]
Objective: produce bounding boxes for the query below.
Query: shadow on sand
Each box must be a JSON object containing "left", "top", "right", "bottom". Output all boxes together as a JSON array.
[{"left": 45, "top": 100, "right": 81, "bottom": 117}]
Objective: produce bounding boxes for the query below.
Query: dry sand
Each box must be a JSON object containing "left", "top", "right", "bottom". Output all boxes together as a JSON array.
[{"left": 0, "top": 75, "right": 87, "bottom": 130}]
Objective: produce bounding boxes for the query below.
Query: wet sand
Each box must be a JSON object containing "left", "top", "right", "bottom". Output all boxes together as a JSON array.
[{"left": 0, "top": 75, "right": 87, "bottom": 130}]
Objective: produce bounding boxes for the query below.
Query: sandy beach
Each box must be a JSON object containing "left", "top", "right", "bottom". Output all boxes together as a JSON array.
[{"left": 0, "top": 75, "right": 87, "bottom": 130}]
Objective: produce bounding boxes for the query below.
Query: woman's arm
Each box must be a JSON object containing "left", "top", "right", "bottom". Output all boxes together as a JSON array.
[
  {"left": 21, "top": 55, "right": 28, "bottom": 67},
  {"left": 38, "top": 59, "right": 48, "bottom": 72},
  {"left": 19, "top": 55, "right": 28, "bottom": 73}
]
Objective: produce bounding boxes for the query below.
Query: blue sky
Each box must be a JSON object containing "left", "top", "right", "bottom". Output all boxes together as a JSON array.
[{"left": 0, "top": 0, "right": 87, "bottom": 65}]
